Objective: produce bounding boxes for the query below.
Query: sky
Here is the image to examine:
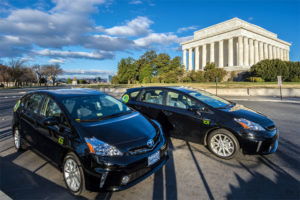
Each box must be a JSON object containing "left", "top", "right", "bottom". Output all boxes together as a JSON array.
[{"left": 0, "top": 0, "right": 300, "bottom": 79}]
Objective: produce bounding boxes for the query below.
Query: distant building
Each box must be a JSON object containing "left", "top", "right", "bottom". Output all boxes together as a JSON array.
[
  {"left": 72, "top": 77, "right": 77, "bottom": 85},
  {"left": 108, "top": 75, "right": 113, "bottom": 83},
  {"left": 181, "top": 18, "right": 291, "bottom": 71}
]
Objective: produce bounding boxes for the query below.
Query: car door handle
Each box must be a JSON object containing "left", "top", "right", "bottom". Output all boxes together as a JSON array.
[
  {"left": 162, "top": 110, "right": 172, "bottom": 116},
  {"left": 135, "top": 105, "right": 143, "bottom": 110}
]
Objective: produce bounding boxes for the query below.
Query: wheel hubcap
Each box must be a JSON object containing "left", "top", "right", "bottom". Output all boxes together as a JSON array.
[
  {"left": 211, "top": 134, "right": 234, "bottom": 157},
  {"left": 64, "top": 158, "right": 81, "bottom": 192},
  {"left": 14, "top": 129, "right": 20, "bottom": 149}
]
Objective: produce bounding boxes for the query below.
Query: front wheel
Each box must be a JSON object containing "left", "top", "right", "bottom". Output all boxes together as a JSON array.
[
  {"left": 208, "top": 129, "right": 240, "bottom": 159},
  {"left": 63, "top": 152, "right": 86, "bottom": 196}
]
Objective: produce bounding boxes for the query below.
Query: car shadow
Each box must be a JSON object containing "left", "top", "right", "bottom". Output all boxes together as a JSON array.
[
  {"left": 0, "top": 152, "right": 88, "bottom": 200},
  {"left": 228, "top": 156, "right": 300, "bottom": 199}
]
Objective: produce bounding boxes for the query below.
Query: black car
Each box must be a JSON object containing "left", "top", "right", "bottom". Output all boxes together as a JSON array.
[
  {"left": 121, "top": 86, "right": 279, "bottom": 159},
  {"left": 12, "top": 89, "right": 168, "bottom": 195}
]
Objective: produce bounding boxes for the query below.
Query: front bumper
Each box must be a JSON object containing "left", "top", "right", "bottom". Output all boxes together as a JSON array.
[
  {"left": 239, "top": 129, "right": 279, "bottom": 154},
  {"left": 84, "top": 145, "right": 169, "bottom": 191}
]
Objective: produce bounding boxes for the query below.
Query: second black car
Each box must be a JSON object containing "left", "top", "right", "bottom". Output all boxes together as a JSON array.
[{"left": 121, "top": 86, "right": 279, "bottom": 159}]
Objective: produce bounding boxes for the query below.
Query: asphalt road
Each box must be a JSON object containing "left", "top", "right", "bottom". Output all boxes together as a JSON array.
[{"left": 0, "top": 88, "right": 299, "bottom": 200}]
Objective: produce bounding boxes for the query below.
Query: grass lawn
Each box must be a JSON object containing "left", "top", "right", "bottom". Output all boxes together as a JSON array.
[{"left": 81, "top": 82, "right": 300, "bottom": 89}]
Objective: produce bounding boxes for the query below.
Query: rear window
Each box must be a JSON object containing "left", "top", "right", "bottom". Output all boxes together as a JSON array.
[{"left": 128, "top": 90, "right": 140, "bottom": 101}]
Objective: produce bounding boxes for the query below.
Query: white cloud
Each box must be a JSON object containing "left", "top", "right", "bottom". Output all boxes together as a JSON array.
[
  {"left": 129, "top": 0, "right": 142, "bottom": 5},
  {"left": 177, "top": 26, "right": 198, "bottom": 33},
  {"left": 104, "top": 16, "right": 153, "bottom": 36},
  {"left": 134, "top": 33, "right": 180, "bottom": 48},
  {"left": 49, "top": 58, "right": 65, "bottom": 63},
  {"left": 248, "top": 17, "right": 254, "bottom": 21},
  {"left": 36, "top": 49, "right": 114, "bottom": 60}
]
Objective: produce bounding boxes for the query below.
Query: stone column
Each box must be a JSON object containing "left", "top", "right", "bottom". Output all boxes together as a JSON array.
[
  {"left": 210, "top": 42, "right": 215, "bottom": 63},
  {"left": 219, "top": 40, "right": 223, "bottom": 68},
  {"left": 195, "top": 46, "right": 200, "bottom": 71},
  {"left": 202, "top": 44, "right": 207, "bottom": 69},
  {"left": 238, "top": 36, "right": 243, "bottom": 66},
  {"left": 287, "top": 50, "right": 290, "bottom": 61},
  {"left": 244, "top": 37, "right": 249, "bottom": 66},
  {"left": 264, "top": 43, "right": 268, "bottom": 59},
  {"left": 249, "top": 38, "right": 254, "bottom": 66},
  {"left": 228, "top": 38, "right": 233, "bottom": 67},
  {"left": 280, "top": 49, "right": 283, "bottom": 60},
  {"left": 188, "top": 48, "right": 193, "bottom": 71},
  {"left": 273, "top": 46, "right": 277, "bottom": 59},
  {"left": 268, "top": 45, "right": 273, "bottom": 60},
  {"left": 183, "top": 49, "right": 187, "bottom": 69},
  {"left": 277, "top": 47, "right": 280, "bottom": 60},
  {"left": 259, "top": 41, "right": 264, "bottom": 61},
  {"left": 254, "top": 40, "right": 259, "bottom": 64}
]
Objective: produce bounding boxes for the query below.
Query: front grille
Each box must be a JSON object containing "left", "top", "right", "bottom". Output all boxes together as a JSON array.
[
  {"left": 128, "top": 168, "right": 151, "bottom": 183},
  {"left": 129, "top": 131, "right": 160, "bottom": 155}
]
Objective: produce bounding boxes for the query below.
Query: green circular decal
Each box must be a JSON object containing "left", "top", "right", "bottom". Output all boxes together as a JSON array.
[{"left": 122, "top": 94, "right": 129, "bottom": 103}]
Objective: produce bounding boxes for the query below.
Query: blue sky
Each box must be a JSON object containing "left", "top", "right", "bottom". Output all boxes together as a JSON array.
[{"left": 1, "top": 0, "right": 299, "bottom": 78}]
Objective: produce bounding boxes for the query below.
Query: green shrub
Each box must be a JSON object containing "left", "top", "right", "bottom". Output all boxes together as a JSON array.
[
  {"left": 249, "top": 77, "right": 264, "bottom": 82},
  {"left": 151, "top": 76, "right": 160, "bottom": 83},
  {"left": 204, "top": 62, "right": 227, "bottom": 82}
]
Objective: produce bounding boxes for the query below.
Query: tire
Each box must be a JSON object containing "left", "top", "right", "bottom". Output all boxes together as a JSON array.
[
  {"left": 13, "top": 127, "right": 26, "bottom": 151},
  {"left": 63, "top": 152, "right": 86, "bottom": 196},
  {"left": 207, "top": 129, "right": 240, "bottom": 159}
]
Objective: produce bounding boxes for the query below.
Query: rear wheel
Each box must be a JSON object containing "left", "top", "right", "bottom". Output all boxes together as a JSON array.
[
  {"left": 13, "top": 128, "right": 26, "bottom": 151},
  {"left": 63, "top": 152, "right": 86, "bottom": 196},
  {"left": 208, "top": 129, "right": 239, "bottom": 159}
]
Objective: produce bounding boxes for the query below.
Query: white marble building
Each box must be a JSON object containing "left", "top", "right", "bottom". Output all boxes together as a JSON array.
[{"left": 181, "top": 18, "right": 291, "bottom": 71}]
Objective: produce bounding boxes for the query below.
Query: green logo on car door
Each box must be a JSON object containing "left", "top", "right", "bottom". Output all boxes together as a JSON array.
[
  {"left": 58, "top": 137, "right": 64, "bottom": 144},
  {"left": 122, "top": 94, "right": 129, "bottom": 104}
]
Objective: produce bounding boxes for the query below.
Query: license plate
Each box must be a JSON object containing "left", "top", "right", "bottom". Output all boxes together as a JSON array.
[{"left": 148, "top": 151, "right": 160, "bottom": 166}]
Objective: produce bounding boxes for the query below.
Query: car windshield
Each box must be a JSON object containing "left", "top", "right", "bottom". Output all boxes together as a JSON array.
[
  {"left": 62, "top": 94, "right": 132, "bottom": 121},
  {"left": 188, "top": 90, "right": 232, "bottom": 109}
]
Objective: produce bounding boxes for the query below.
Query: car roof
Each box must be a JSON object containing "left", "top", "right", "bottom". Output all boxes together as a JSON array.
[
  {"left": 127, "top": 86, "right": 197, "bottom": 94},
  {"left": 26, "top": 88, "right": 104, "bottom": 99}
]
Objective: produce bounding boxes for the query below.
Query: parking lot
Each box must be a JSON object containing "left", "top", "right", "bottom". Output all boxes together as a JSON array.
[{"left": 0, "top": 88, "right": 299, "bottom": 200}]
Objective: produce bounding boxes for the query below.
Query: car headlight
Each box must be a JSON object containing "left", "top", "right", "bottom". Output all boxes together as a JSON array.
[
  {"left": 85, "top": 137, "right": 123, "bottom": 156},
  {"left": 234, "top": 118, "right": 265, "bottom": 131}
]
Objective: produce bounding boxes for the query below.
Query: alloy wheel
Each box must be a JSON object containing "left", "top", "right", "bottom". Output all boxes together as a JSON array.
[
  {"left": 14, "top": 129, "right": 20, "bottom": 149},
  {"left": 210, "top": 133, "right": 235, "bottom": 157},
  {"left": 64, "top": 158, "right": 81, "bottom": 192}
]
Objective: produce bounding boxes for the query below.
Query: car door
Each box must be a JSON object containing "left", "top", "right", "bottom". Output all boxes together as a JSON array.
[
  {"left": 36, "top": 96, "right": 72, "bottom": 164},
  {"left": 162, "top": 90, "right": 215, "bottom": 143},
  {"left": 19, "top": 93, "right": 44, "bottom": 147},
  {"left": 132, "top": 88, "right": 167, "bottom": 122}
]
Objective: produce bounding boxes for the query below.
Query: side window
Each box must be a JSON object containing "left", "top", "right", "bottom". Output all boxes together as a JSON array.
[
  {"left": 140, "top": 89, "right": 164, "bottom": 105},
  {"left": 41, "top": 97, "right": 68, "bottom": 126},
  {"left": 166, "top": 91, "right": 200, "bottom": 109},
  {"left": 26, "top": 94, "right": 43, "bottom": 114}
]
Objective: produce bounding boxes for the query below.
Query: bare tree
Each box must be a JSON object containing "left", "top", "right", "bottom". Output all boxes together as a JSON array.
[
  {"left": 42, "top": 64, "right": 63, "bottom": 86},
  {"left": 8, "top": 59, "right": 26, "bottom": 87},
  {"left": 32, "top": 64, "right": 45, "bottom": 86},
  {"left": 0, "top": 64, "right": 12, "bottom": 87}
]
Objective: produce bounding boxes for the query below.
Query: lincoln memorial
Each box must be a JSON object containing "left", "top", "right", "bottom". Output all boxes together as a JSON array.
[{"left": 181, "top": 18, "right": 291, "bottom": 71}]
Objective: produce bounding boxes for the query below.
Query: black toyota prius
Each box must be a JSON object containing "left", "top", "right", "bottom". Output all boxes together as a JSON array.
[
  {"left": 12, "top": 89, "right": 168, "bottom": 195},
  {"left": 121, "top": 86, "right": 279, "bottom": 159}
]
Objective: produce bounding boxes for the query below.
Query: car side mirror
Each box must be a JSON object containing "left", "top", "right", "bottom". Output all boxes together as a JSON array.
[
  {"left": 188, "top": 106, "right": 202, "bottom": 116},
  {"left": 43, "top": 117, "right": 58, "bottom": 126}
]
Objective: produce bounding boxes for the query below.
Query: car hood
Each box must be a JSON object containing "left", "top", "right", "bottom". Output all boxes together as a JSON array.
[
  {"left": 219, "top": 104, "right": 274, "bottom": 128},
  {"left": 76, "top": 111, "right": 157, "bottom": 152}
]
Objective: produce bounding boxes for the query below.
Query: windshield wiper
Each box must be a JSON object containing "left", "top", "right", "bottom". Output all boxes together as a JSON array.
[{"left": 78, "top": 110, "right": 133, "bottom": 122}]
